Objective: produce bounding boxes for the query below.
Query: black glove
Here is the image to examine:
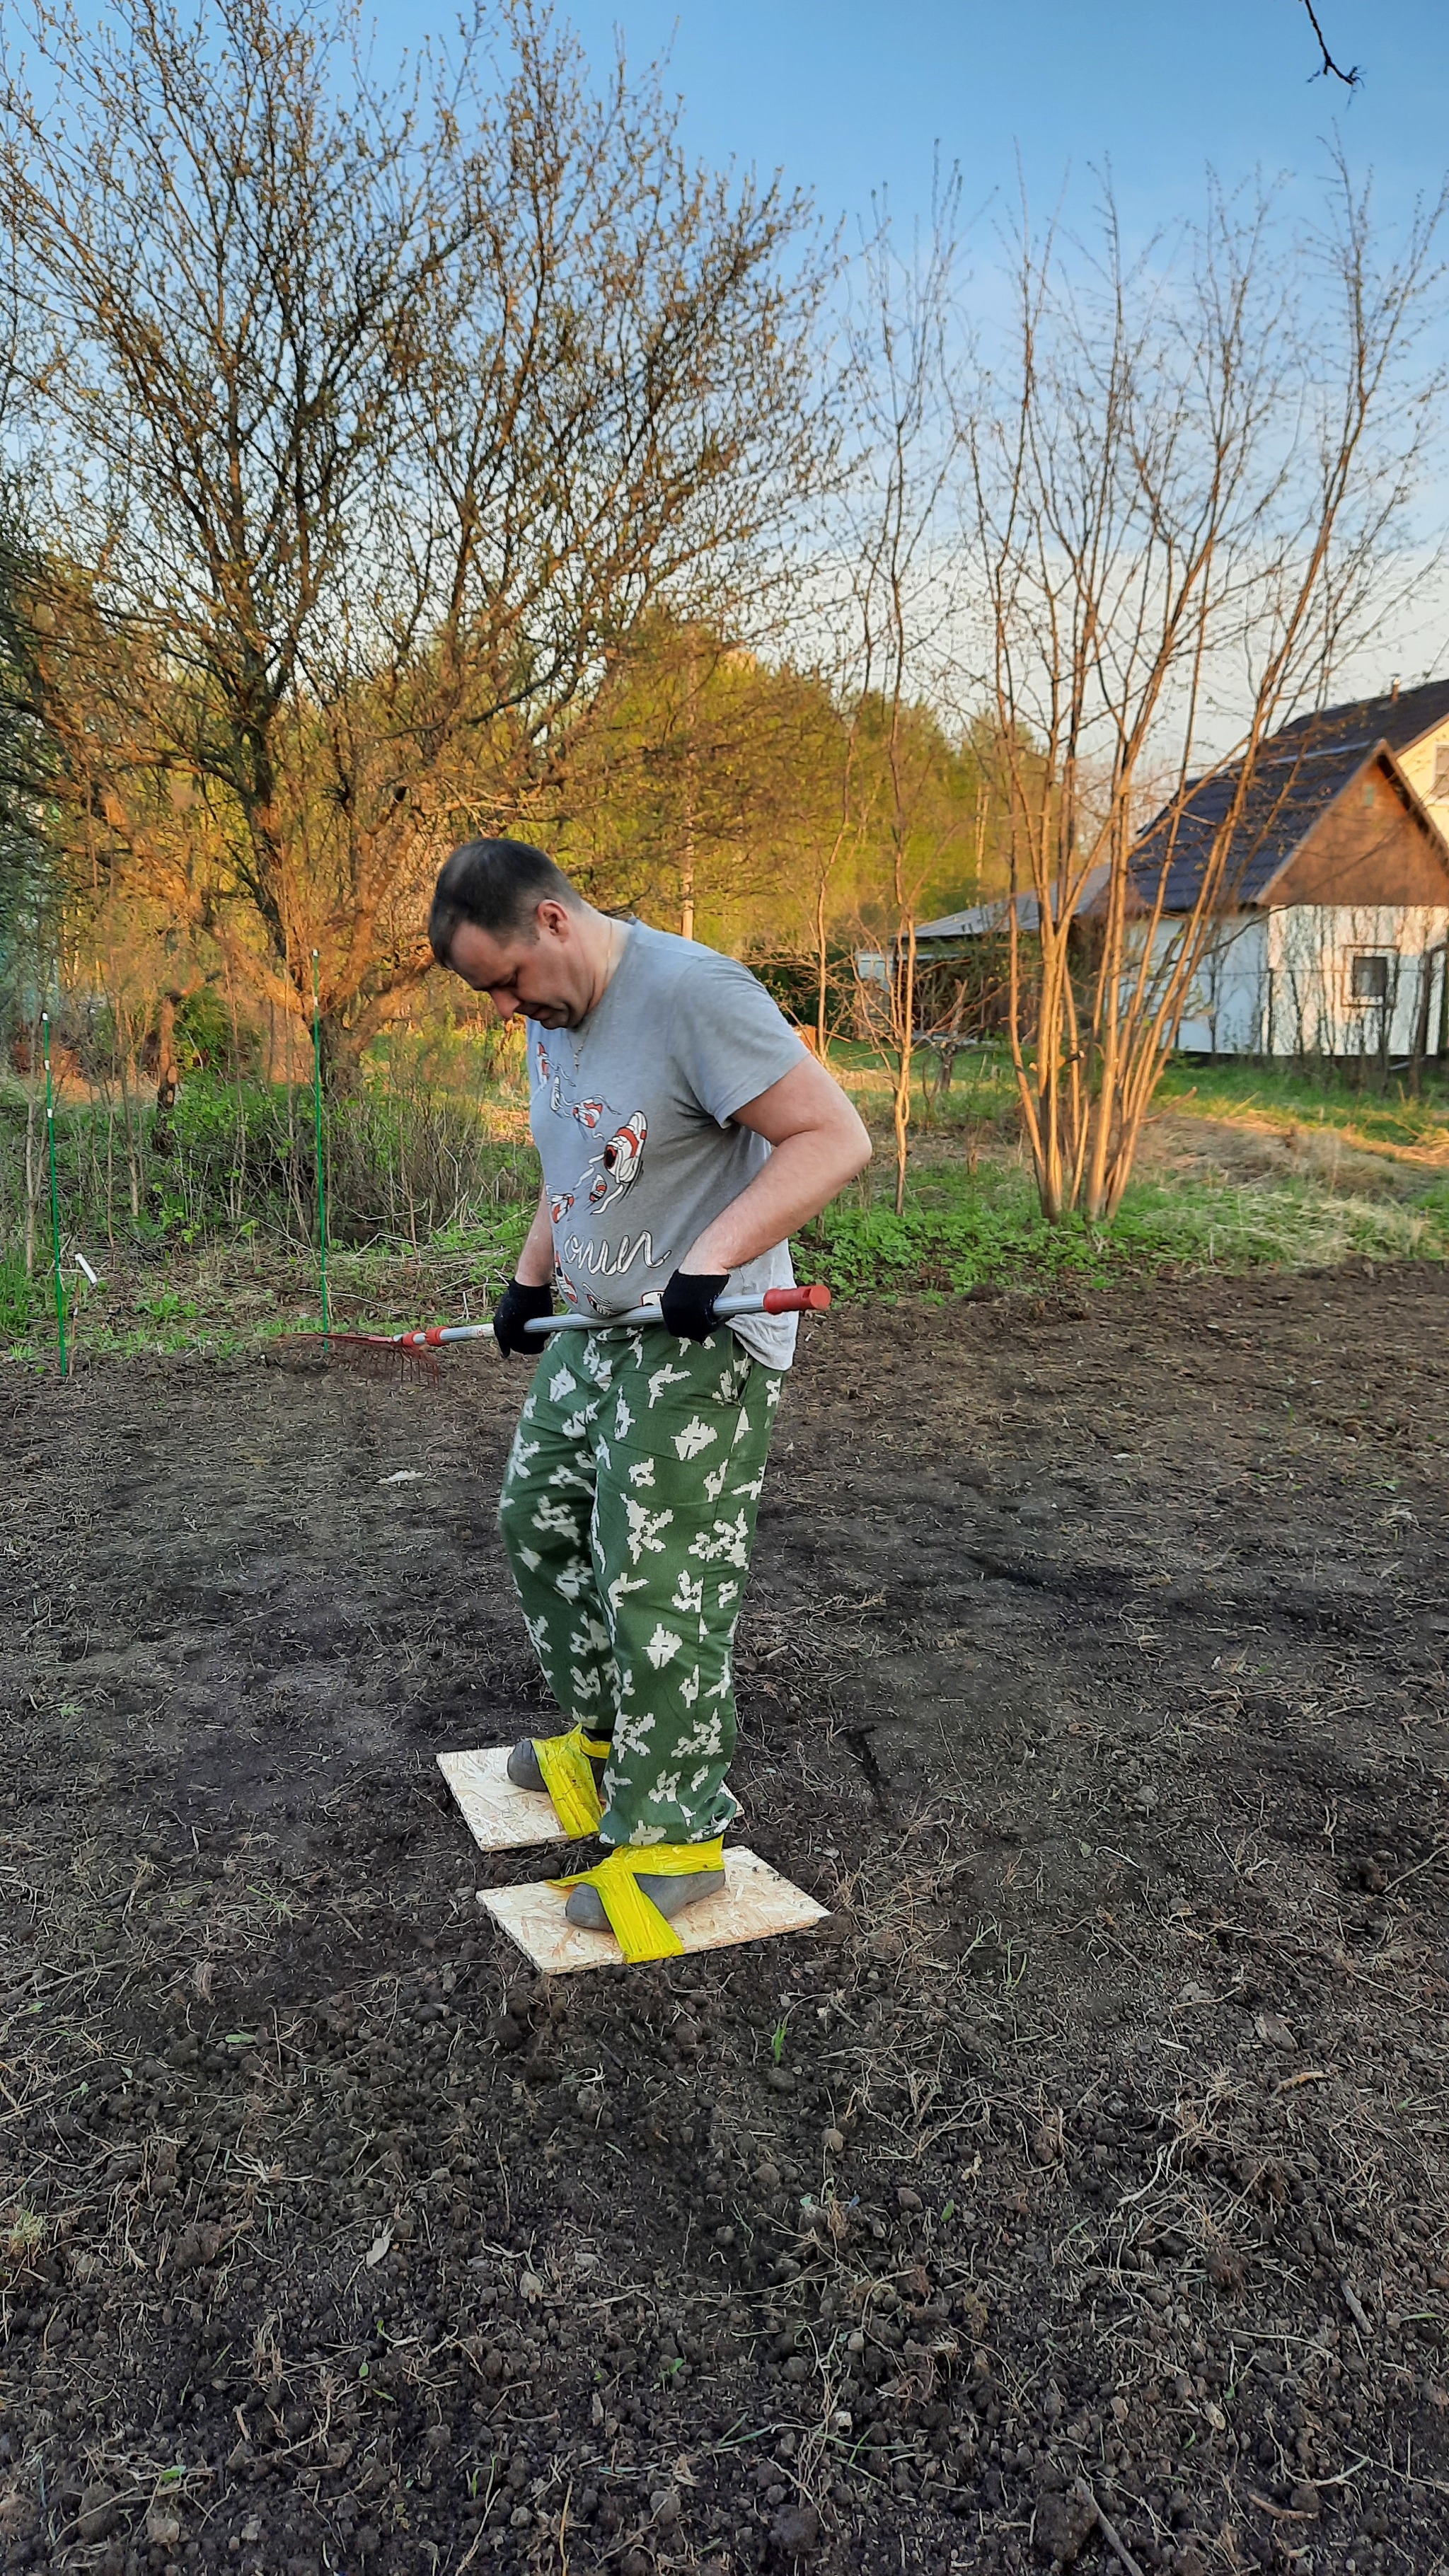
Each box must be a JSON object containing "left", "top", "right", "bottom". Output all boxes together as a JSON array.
[
  {"left": 492, "top": 1276, "right": 554, "bottom": 1358},
  {"left": 661, "top": 1269, "right": 729, "bottom": 1343}
]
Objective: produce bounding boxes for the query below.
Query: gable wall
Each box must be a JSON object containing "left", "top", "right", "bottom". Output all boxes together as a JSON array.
[
  {"left": 1270, "top": 759, "right": 1449, "bottom": 907},
  {"left": 1396, "top": 711, "right": 1449, "bottom": 843}
]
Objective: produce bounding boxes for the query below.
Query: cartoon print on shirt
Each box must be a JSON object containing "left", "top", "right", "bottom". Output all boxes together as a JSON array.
[
  {"left": 538, "top": 1065, "right": 649, "bottom": 1220},
  {"left": 588, "top": 1111, "right": 647, "bottom": 1211},
  {"left": 534, "top": 1056, "right": 662, "bottom": 1310}
]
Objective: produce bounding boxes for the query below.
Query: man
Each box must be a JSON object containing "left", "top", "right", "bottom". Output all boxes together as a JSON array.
[{"left": 429, "top": 836, "right": 870, "bottom": 1960}]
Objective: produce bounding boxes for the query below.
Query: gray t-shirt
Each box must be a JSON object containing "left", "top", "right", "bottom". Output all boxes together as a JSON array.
[{"left": 526, "top": 923, "right": 809, "bottom": 1368}]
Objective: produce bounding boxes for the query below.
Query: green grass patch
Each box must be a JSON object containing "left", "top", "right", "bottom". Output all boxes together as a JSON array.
[
  {"left": 1154, "top": 1058, "right": 1449, "bottom": 1149},
  {"left": 829, "top": 1037, "right": 1449, "bottom": 1153},
  {"left": 804, "top": 1160, "right": 1449, "bottom": 1301},
  {"left": 7, "top": 1040, "right": 1449, "bottom": 1367},
  {"left": 0, "top": 1249, "right": 37, "bottom": 1339}
]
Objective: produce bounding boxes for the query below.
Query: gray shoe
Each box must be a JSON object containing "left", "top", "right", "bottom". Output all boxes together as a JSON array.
[
  {"left": 507, "top": 1735, "right": 608, "bottom": 1796},
  {"left": 507, "top": 1737, "right": 547, "bottom": 1792},
  {"left": 565, "top": 1868, "right": 726, "bottom": 1931}
]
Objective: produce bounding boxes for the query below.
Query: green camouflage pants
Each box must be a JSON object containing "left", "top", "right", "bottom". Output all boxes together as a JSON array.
[{"left": 497, "top": 1326, "right": 782, "bottom": 1846}]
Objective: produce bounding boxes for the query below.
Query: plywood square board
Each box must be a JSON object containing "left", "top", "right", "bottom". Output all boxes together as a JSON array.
[
  {"left": 477, "top": 1846, "right": 829, "bottom": 1974},
  {"left": 438, "top": 1745, "right": 569, "bottom": 1853}
]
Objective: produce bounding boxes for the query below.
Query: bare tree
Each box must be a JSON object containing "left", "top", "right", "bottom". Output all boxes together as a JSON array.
[
  {"left": 842, "top": 186, "right": 966, "bottom": 1212},
  {"left": 965, "top": 161, "right": 1446, "bottom": 1223},
  {"left": 0, "top": 0, "right": 832, "bottom": 1062}
]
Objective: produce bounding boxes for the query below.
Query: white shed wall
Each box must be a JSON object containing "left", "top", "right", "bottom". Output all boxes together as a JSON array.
[
  {"left": 1265, "top": 903, "right": 1446, "bottom": 1058},
  {"left": 1171, "top": 915, "right": 1269, "bottom": 1054},
  {"left": 1133, "top": 904, "right": 1448, "bottom": 1057}
]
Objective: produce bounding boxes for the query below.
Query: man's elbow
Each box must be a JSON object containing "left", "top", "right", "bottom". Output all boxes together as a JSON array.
[{"left": 841, "top": 1104, "right": 872, "bottom": 1178}]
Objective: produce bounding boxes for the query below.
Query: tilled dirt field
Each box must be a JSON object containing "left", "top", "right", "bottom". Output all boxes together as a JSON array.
[{"left": 4, "top": 1267, "right": 1449, "bottom": 2576}]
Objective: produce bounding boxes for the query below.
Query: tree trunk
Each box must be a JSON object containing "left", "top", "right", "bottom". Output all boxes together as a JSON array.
[
  {"left": 814, "top": 871, "right": 830, "bottom": 1059},
  {"left": 893, "top": 920, "right": 916, "bottom": 1219},
  {"left": 152, "top": 988, "right": 181, "bottom": 1148}
]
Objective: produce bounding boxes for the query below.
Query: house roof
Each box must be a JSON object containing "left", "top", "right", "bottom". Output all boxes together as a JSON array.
[
  {"left": 909, "top": 679, "right": 1449, "bottom": 937},
  {"left": 1126, "top": 680, "right": 1449, "bottom": 914},
  {"left": 915, "top": 900, "right": 1005, "bottom": 940},
  {"left": 916, "top": 862, "right": 1111, "bottom": 942},
  {"left": 1269, "top": 676, "right": 1449, "bottom": 762},
  {"left": 1126, "top": 741, "right": 1395, "bottom": 911}
]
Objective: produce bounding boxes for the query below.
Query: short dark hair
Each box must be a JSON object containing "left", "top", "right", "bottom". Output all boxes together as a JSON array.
[{"left": 429, "top": 836, "right": 582, "bottom": 964}]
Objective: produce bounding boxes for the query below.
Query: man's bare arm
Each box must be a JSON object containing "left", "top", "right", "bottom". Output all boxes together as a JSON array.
[
  {"left": 515, "top": 1186, "right": 557, "bottom": 1288},
  {"left": 681, "top": 1058, "right": 872, "bottom": 1275}
]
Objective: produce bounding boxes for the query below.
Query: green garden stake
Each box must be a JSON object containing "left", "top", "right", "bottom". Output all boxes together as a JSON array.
[
  {"left": 42, "top": 1012, "right": 67, "bottom": 1380},
  {"left": 311, "top": 950, "right": 331, "bottom": 1338}
]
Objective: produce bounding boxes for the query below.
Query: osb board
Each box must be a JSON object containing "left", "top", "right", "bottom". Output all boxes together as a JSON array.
[
  {"left": 437, "top": 1745, "right": 570, "bottom": 1853},
  {"left": 478, "top": 1847, "right": 829, "bottom": 1974}
]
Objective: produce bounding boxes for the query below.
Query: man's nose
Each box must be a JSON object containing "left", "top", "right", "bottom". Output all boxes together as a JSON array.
[{"left": 494, "top": 993, "right": 520, "bottom": 1020}]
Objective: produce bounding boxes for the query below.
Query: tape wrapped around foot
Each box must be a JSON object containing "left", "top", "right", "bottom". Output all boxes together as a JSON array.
[
  {"left": 531, "top": 1726, "right": 606, "bottom": 1839},
  {"left": 548, "top": 1837, "right": 726, "bottom": 1963}
]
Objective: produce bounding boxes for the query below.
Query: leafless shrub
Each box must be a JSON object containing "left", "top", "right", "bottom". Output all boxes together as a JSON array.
[{"left": 965, "top": 161, "right": 1448, "bottom": 1218}]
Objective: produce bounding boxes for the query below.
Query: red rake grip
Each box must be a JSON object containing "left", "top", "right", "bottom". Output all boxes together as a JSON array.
[{"left": 760, "top": 1284, "right": 831, "bottom": 1314}]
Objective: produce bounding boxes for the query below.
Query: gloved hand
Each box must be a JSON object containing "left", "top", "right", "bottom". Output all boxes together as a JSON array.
[
  {"left": 660, "top": 1269, "right": 730, "bottom": 1343},
  {"left": 491, "top": 1276, "right": 555, "bottom": 1358}
]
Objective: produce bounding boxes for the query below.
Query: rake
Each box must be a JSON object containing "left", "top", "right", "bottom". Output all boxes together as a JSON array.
[{"left": 282, "top": 1282, "right": 831, "bottom": 1380}]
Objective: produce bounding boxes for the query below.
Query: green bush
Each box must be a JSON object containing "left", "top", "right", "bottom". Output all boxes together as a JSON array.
[
  {"left": 173, "top": 986, "right": 260, "bottom": 1075},
  {"left": 0, "top": 1068, "right": 536, "bottom": 1257}
]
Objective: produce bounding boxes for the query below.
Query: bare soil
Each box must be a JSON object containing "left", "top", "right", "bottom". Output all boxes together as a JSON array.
[{"left": 4, "top": 1266, "right": 1449, "bottom": 2576}]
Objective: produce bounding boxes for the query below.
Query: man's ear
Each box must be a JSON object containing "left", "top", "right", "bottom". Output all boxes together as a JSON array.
[{"left": 534, "top": 899, "right": 573, "bottom": 941}]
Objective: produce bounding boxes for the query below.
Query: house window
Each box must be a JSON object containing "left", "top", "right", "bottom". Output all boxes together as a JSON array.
[
  {"left": 1347, "top": 952, "right": 1391, "bottom": 1004},
  {"left": 1435, "top": 743, "right": 1449, "bottom": 799}
]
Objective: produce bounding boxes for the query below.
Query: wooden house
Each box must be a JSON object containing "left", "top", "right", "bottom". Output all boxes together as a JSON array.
[
  {"left": 894, "top": 682, "right": 1449, "bottom": 1058},
  {"left": 1128, "top": 681, "right": 1449, "bottom": 1058}
]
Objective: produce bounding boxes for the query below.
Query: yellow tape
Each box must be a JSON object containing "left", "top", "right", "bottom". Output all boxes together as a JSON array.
[
  {"left": 531, "top": 1727, "right": 604, "bottom": 1839},
  {"left": 549, "top": 1838, "right": 726, "bottom": 1963}
]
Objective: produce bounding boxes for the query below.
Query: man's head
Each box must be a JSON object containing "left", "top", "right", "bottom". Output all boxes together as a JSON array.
[{"left": 429, "top": 836, "right": 606, "bottom": 1029}]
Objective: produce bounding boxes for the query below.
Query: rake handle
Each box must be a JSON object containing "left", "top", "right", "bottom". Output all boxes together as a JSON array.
[
  {"left": 530, "top": 1283, "right": 830, "bottom": 1334},
  {"left": 386, "top": 1283, "right": 830, "bottom": 1351}
]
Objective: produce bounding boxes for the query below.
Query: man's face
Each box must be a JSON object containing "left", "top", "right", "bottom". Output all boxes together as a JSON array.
[{"left": 446, "top": 902, "right": 587, "bottom": 1028}]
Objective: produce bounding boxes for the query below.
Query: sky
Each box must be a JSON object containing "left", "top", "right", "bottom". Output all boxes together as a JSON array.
[
  {"left": 47, "top": 0, "right": 1449, "bottom": 699},
  {"left": 368, "top": 1, "right": 1449, "bottom": 246},
  {"left": 355, "top": 0, "right": 1449, "bottom": 697}
]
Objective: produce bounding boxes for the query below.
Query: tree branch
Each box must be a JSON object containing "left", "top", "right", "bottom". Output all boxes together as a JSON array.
[{"left": 1300, "top": 1, "right": 1361, "bottom": 88}]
